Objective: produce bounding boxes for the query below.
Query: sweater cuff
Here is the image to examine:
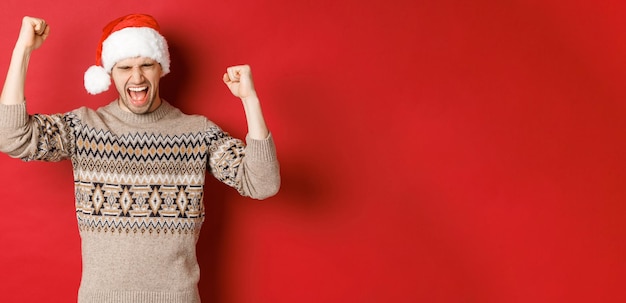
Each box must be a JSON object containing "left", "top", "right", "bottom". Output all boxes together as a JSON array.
[
  {"left": 245, "top": 133, "right": 277, "bottom": 162},
  {"left": 0, "top": 102, "right": 29, "bottom": 128}
]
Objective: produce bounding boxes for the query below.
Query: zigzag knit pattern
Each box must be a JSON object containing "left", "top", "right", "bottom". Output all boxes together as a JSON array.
[
  {"left": 0, "top": 101, "right": 278, "bottom": 302},
  {"left": 27, "top": 106, "right": 245, "bottom": 236}
]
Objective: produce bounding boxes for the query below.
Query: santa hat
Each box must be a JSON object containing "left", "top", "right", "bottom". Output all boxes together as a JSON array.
[{"left": 84, "top": 14, "right": 170, "bottom": 95}]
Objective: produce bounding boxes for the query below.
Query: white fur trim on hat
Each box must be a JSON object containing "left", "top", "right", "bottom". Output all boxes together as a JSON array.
[
  {"left": 83, "top": 27, "right": 170, "bottom": 95},
  {"left": 101, "top": 27, "right": 170, "bottom": 74}
]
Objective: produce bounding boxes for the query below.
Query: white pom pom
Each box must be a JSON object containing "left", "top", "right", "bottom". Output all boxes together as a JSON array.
[{"left": 84, "top": 65, "right": 111, "bottom": 95}]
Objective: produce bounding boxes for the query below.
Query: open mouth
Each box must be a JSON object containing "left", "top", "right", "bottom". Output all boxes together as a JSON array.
[{"left": 128, "top": 86, "right": 149, "bottom": 104}]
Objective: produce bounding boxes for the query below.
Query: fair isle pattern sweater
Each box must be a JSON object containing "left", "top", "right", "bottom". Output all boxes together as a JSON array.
[{"left": 0, "top": 100, "right": 280, "bottom": 303}]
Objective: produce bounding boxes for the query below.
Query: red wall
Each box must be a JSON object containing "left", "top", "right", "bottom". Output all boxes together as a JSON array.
[{"left": 1, "top": 1, "right": 624, "bottom": 302}]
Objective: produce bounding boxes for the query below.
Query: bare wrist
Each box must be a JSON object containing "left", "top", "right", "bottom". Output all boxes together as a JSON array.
[
  {"left": 12, "top": 44, "right": 33, "bottom": 58},
  {"left": 241, "top": 94, "right": 259, "bottom": 104}
]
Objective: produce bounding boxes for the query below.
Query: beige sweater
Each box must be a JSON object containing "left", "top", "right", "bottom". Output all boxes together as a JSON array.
[{"left": 0, "top": 100, "right": 280, "bottom": 302}]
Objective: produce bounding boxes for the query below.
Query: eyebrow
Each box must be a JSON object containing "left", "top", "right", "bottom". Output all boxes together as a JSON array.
[{"left": 116, "top": 61, "right": 156, "bottom": 68}]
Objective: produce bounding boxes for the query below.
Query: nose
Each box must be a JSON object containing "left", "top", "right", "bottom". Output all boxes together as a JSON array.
[{"left": 130, "top": 66, "right": 144, "bottom": 82}]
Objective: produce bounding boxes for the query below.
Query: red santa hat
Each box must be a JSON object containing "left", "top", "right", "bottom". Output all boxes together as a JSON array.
[{"left": 84, "top": 14, "right": 170, "bottom": 95}]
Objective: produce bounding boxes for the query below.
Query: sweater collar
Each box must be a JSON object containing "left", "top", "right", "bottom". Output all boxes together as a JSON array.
[{"left": 105, "top": 99, "right": 173, "bottom": 124}]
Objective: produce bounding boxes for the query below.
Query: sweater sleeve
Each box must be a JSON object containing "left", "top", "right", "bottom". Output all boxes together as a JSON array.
[
  {"left": 206, "top": 125, "right": 280, "bottom": 200},
  {"left": 0, "top": 103, "right": 75, "bottom": 162}
]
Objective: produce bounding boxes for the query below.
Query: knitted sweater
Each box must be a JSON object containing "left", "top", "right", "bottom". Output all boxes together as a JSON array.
[{"left": 0, "top": 100, "right": 280, "bottom": 303}]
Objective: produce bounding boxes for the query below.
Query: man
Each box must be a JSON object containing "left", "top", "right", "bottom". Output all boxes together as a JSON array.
[{"left": 0, "top": 14, "right": 280, "bottom": 302}]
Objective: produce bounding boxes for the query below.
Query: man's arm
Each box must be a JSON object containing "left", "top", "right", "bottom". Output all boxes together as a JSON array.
[
  {"left": 222, "top": 65, "right": 269, "bottom": 140},
  {"left": 221, "top": 65, "right": 280, "bottom": 199},
  {"left": 0, "top": 16, "right": 50, "bottom": 105},
  {"left": 0, "top": 17, "right": 74, "bottom": 162}
]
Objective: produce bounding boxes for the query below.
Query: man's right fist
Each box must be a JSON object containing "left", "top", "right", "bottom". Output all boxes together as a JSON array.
[{"left": 16, "top": 16, "right": 50, "bottom": 52}]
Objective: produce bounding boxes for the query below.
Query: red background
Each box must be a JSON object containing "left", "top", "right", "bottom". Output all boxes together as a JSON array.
[{"left": 0, "top": 0, "right": 624, "bottom": 302}]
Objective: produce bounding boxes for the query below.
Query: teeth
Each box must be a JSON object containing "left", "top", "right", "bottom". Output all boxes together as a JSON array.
[{"left": 128, "top": 87, "right": 147, "bottom": 92}]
